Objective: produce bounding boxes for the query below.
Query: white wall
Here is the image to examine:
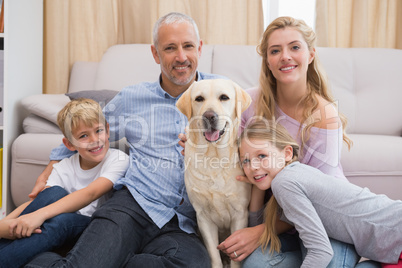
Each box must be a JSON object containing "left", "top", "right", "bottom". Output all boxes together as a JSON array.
[{"left": 262, "top": 0, "right": 316, "bottom": 30}]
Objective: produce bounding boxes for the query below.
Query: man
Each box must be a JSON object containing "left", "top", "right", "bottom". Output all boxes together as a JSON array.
[{"left": 26, "top": 12, "right": 224, "bottom": 268}]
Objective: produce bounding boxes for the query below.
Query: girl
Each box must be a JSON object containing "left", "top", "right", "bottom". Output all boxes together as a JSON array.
[
  {"left": 239, "top": 120, "right": 402, "bottom": 268},
  {"left": 217, "top": 16, "right": 362, "bottom": 267}
]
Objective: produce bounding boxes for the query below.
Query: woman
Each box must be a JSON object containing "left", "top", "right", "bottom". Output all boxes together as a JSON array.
[{"left": 217, "top": 16, "right": 379, "bottom": 268}]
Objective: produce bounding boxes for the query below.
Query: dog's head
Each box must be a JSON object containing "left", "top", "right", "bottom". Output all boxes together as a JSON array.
[{"left": 176, "top": 79, "right": 251, "bottom": 144}]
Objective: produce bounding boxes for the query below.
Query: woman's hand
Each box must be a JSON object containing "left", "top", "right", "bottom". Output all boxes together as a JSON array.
[{"left": 217, "top": 224, "right": 264, "bottom": 262}]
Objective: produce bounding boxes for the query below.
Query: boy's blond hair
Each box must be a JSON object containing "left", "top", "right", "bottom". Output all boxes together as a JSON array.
[{"left": 57, "top": 98, "right": 106, "bottom": 141}]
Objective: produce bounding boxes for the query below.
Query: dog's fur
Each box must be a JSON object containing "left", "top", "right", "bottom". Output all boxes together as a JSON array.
[{"left": 176, "top": 79, "right": 252, "bottom": 268}]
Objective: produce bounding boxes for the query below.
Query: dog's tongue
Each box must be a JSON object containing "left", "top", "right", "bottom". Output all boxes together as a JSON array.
[{"left": 205, "top": 130, "right": 220, "bottom": 142}]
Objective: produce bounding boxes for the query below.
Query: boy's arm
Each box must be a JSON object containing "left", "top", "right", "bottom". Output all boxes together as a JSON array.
[
  {"left": 30, "top": 140, "right": 78, "bottom": 199},
  {"left": 29, "top": 160, "right": 60, "bottom": 200},
  {"left": 10, "top": 177, "right": 113, "bottom": 238}
]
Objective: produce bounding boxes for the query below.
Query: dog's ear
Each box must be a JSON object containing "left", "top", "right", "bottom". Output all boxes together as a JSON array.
[
  {"left": 176, "top": 83, "right": 194, "bottom": 120},
  {"left": 233, "top": 81, "right": 252, "bottom": 119}
]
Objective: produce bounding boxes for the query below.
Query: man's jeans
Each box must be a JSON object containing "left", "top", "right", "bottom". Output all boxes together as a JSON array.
[
  {"left": 26, "top": 188, "right": 210, "bottom": 268},
  {"left": 0, "top": 186, "right": 90, "bottom": 268}
]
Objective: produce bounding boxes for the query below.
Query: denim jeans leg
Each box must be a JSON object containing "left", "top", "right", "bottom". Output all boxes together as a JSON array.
[
  {"left": 0, "top": 186, "right": 77, "bottom": 268},
  {"left": 242, "top": 232, "right": 302, "bottom": 268},
  {"left": 21, "top": 186, "right": 69, "bottom": 215},
  {"left": 124, "top": 216, "right": 210, "bottom": 268},
  {"left": 326, "top": 238, "right": 360, "bottom": 268},
  {"left": 26, "top": 188, "right": 150, "bottom": 268},
  {"left": 0, "top": 212, "right": 90, "bottom": 268},
  {"left": 356, "top": 260, "right": 382, "bottom": 268}
]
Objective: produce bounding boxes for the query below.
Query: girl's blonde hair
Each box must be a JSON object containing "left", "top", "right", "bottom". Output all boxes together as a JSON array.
[
  {"left": 57, "top": 98, "right": 106, "bottom": 142},
  {"left": 239, "top": 119, "right": 299, "bottom": 253},
  {"left": 256, "top": 16, "right": 352, "bottom": 151}
]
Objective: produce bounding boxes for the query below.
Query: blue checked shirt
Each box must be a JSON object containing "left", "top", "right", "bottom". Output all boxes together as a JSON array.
[{"left": 50, "top": 72, "right": 225, "bottom": 234}]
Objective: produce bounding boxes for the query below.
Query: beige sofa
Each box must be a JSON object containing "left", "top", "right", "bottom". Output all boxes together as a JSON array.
[{"left": 11, "top": 44, "right": 402, "bottom": 208}]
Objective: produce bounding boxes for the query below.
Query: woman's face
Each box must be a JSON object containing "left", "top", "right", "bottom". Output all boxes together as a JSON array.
[{"left": 266, "top": 27, "right": 315, "bottom": 86}]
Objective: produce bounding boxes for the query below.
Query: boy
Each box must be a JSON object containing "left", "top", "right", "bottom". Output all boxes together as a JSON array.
[{"left": 0, "top": 98, "right": 129, "bottom": 268}]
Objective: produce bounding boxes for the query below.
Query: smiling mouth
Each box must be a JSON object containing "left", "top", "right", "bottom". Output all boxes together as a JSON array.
[
  {"left": 174, "top": 66, "right": 188, "bottom": 70},
  {"left": 254, "top": 174, "right": 267, "bottom": 181},
  {"left": 89, "top": 145, "right": 103, "bottom": 153},
  {"left": 280, "top": 66, "right": 296, "bottom": 71}
]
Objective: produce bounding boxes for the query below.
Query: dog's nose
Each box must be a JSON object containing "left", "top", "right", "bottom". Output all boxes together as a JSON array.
[{"left": 203, "top": 111, "right": 218, "bottom": 129}]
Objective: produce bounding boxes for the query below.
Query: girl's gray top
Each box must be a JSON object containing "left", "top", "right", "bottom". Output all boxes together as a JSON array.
[{"left": 271, "top": 161, "right": 402, "bottom": 267}]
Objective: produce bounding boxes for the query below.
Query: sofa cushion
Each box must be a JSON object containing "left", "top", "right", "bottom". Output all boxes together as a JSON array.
[
  {"left": 93, "top": 44, "right": 215, "bottom": 92},
  {"left": 212, "top": 44, "right": 261, "bottom": 89},
  {"left": 317, "top": 47, "right": 357, "bottom": 133},
  {"left": 318, "top": 47, "right": 402, "bottom": 136},
  {"left": 21, "top": 94, "right": 70, "bottom": 124},
  {"left": 94, "top": 44, "right": 161, "bottom": 91},
  {"left": 66, "top": 89, "right": 118, "bottom": 107},
  {"left": 342, "top": 133, "right": 402, "bottom": 200},
  {"left": 68, "top": 61, "right": 99, "bottom": 93},
  {"left": 23, "top": 114, "right": 62, "bottom": 134}
]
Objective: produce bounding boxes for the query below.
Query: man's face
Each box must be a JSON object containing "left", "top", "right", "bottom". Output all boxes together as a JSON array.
[{"left": 152, "top": 22, "right": 202, "bottom": 92}]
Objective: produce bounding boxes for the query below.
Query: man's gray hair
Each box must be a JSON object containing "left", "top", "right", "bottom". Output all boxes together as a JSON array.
[{"left": 152, "top": 12, "right": 200, "bottom": 49}]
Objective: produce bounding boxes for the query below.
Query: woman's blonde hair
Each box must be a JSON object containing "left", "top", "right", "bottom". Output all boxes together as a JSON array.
[
  {"left": 57, "top": 98, "right": 106, "bottom": 142},
  {"left": 240, "top": 119, "right": 299, "bottom": 253},
  {"left": 256, "top": 16, "right": 352, "bottom": 151}
]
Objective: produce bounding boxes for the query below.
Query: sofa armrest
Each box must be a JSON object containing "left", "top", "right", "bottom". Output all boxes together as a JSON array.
[{"left": 11, "top": 133, "right": 64, "bottom": 206}]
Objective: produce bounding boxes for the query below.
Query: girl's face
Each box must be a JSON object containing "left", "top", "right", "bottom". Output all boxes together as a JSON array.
[
  {"left": 239, "top": 138, "right": 293, "bottom": 191},
  {"left": 266, "top": 27, "right": 315, "bottom": 86}
]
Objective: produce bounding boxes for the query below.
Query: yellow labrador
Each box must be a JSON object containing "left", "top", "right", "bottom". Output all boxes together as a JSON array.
[{"left": 176, "top": 79, "right": 252, "bottom": 268}]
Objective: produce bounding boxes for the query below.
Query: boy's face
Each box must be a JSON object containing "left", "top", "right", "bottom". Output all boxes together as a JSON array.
[
  {"left": 63, "top": 121, "right": 110, "bottom": 170},
  {"left": 239, "top": 138, "right": 292, "bottom": 191}
]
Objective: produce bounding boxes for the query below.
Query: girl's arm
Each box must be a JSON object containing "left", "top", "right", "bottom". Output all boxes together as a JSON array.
[
  {"left": 249, "top": 185, "right": 293, "bottom": 233},
  {"left": 0, "top": 201, "right": 31, "bottom": 239},
  {"left": 273, "top": 176, "right": 333, "bottom": 267},
  {"left": 9, "top": 177, "right": 113, "bottom": 238}
]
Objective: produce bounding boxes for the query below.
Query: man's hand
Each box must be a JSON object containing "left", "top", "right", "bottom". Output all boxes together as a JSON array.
[
  {"left": 28, "top": 160, "right": 59, "bottom": 200},
  {"left": 217, "top": 225, "right": 264, "bottom": 262},
  {"left": 178, "top": 133, "right": 187, "bottom": 156},
  {"left": 236, "top": 174, "right": 251, "bottom": 183}
]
